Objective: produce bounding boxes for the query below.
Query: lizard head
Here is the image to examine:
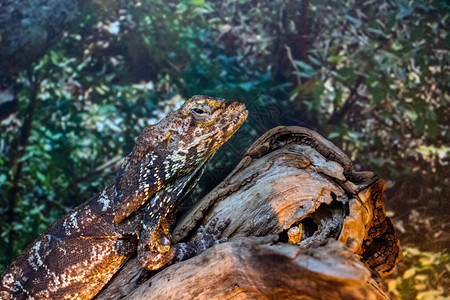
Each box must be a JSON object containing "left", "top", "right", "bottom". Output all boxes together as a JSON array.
[
  {"left": 162, "top": 95, "right": 248, "bottom": 166},
  {"left": 132, "top": 95, "right": 248, "bottom": 177},
  {"left": 113, "top": 95, "right": 247, "bottom": 223}
]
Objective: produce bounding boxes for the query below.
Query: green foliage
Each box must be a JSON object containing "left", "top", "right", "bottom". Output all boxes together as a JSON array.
[
  {"left": 0, "top": 4, "right": 448, "bottom": 299},
  {"left": 385, "top": 247, "right": 450, "bottom": 299}
]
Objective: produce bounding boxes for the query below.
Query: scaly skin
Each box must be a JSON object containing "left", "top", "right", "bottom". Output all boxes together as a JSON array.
[{"left": 0, "top": 95, "right": 248, "bottom": 299}]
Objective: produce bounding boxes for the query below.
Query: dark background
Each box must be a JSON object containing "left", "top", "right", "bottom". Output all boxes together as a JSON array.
[{"left": 0, "top": 0, "right": 448, "bottom": 298}]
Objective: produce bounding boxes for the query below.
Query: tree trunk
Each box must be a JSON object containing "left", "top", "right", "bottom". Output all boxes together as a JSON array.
[
  {"left": 6, "top": 71, "right": 40, "bottom": 259},
  {"left": 96, "top": 126, "right": 402, "bottom": 299}
]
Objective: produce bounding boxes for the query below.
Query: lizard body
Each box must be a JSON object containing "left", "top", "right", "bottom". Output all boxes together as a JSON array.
[{"left": 0, "top": 95, "right": 247, "bottom": 299}]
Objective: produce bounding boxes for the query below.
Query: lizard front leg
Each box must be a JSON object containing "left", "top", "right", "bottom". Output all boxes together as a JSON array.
[
  {"left": 137, "top": 217, "right": 230, "bottom": 270},
  {"left": 117, "top": 164, "right": 229, "bottom": 270}
]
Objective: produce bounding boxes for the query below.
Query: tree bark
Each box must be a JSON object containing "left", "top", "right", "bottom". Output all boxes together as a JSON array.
[
  {"left": 6, "top": 71, "right": 40, "bottom": 259},
  {"left": 96, "top": 126, "right": 402, "bottom": 299}
]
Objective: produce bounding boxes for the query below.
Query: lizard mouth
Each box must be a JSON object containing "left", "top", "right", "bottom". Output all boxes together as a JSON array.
[
  {"left": 197, "top": 103, "right": 248, "bottom": 141},
  {"left": 215, "top": 104, "right": 248, "bottom": 140},
  {"left": 228, "top": 104, "right": 248, "bottom": 128}
]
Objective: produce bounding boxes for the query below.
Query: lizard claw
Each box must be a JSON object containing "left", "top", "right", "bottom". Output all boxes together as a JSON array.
[
  {"left": 204, "top": 217, "right": 230, "bottom": 238},
  {"left": 214, "top": 218, "right": 231, "bottom": 237},
  {"left": 205, "top": 217, "right": 218, "bottom": 235},
  {"left": 194, "top": 217, "right": 231, "bottom": 252},
  {"left": 215, "top": 237, "right": 228, "bottom": 244},
  {"left": 196, "top": 225, "right": 206, "bottom": 237}
]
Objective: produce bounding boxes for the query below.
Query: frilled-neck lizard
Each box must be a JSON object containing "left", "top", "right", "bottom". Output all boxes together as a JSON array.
[{"left": 0, "top": 95, "right": 248, "bottom": 299}]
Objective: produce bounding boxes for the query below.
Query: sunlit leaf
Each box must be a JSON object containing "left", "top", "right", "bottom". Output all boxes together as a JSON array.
[{"left": 403, "top": 268, "right": 416, "bottom": 279}]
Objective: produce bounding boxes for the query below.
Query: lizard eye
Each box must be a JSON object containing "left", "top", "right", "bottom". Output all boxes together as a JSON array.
[
  {"left": 192, "top": 108, "right": 206, "bottom": 115},
  {"left": 190, "top": 104, "right": 210, "bottom": 119}
]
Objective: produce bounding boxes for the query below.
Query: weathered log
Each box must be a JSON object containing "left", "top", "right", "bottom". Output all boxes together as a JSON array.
[{"left": 96, "top": 126, "right": 401, "bottom": 299}]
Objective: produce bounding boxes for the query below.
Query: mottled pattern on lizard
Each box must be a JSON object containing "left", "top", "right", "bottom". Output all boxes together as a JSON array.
[{"left": 0, "top": 95, "right": 247, "bottom": 299}]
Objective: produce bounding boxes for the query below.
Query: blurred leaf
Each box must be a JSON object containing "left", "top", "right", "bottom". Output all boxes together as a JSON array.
[
  {"left": 403, "top": 268, "right": 416, "bottom": 279},
  {"left": 36, "top": 171, "right": 46, "bottom": 183},
  {"left": 396, "top": 6, "right": 414, "bottom": 20},
  {"left": 190, "top": 0, "right": 204, "bottom": 5},
  {"left": 345, "top": 15, "right": 362, "bottom": 26}
]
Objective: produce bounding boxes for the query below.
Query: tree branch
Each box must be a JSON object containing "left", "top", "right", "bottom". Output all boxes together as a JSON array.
[
  {"left": 329, "top": 75, "right": 365, "bottom": 124},
  {"left": 6, "top": 71, "right": 40, "bottom": 259}
]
